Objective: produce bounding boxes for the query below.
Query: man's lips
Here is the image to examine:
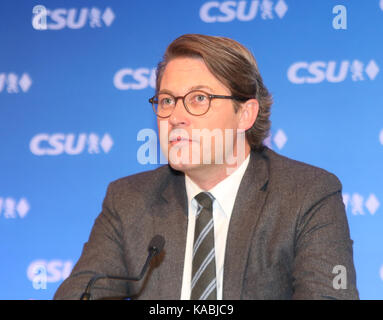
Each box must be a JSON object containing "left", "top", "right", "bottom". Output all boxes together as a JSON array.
[{"left": 169, "top": 136, "right": 193, "bottom": 144}]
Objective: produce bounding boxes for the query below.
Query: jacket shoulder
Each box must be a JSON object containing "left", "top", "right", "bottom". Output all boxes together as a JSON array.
[
  {"left": 263, "top": 148, "right": 342, "bottom": 192},
  {"left": 108, "top": 165, "right": 174, "bottom": 194}
]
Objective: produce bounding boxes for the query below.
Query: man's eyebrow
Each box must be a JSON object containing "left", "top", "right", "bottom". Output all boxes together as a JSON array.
[
  {"left": 188, "top": 85, "right": 214, "bottom": 92},
  {"left": 157, "top": 89, "right": 174, "bottom": 95},
  {"left": 158, "top": 85, "right": 214, "bottom": 95}
]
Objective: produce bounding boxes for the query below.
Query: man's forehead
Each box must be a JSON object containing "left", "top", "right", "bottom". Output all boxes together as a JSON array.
[
  {"left": 160, "top": 57, "right": 229, "bottom": 94},
  {"left": 163, "top": 57, "right": 209, "bottom": 75}
]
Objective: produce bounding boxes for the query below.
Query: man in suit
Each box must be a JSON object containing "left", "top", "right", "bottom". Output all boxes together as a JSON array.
[{"left": 54, "top": 34, "right": 359, "bottom": 300}]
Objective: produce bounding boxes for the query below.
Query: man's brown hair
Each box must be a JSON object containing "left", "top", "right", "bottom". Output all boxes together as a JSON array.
[{"left": 155, "top": 34, "right": 273, "bottom": 151}]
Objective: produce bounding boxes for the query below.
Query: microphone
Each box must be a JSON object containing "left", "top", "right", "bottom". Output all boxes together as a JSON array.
[{"left": 80, "top": 234, "right": 165, "bottom": 300}]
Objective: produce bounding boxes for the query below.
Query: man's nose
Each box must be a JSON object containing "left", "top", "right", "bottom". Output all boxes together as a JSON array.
[{"left": 169, "top": 98, "right": 190, "bottom": 127}]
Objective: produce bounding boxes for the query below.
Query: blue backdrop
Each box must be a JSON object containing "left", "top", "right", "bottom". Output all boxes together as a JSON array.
[{"left": 0, "top": 0, "right": 382, "bottom": 300}]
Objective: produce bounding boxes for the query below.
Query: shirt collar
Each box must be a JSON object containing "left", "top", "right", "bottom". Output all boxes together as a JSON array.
[{"left": 185, "top": 153, "right": 251, "bottom": 217}]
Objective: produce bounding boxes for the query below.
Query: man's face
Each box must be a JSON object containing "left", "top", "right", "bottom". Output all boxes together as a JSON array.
[{"left": 157, "top": 57, "right": 247, "bottom": 174}]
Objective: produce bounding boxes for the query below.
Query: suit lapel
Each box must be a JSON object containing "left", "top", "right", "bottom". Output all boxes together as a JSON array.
[
  {"left": 151, "top": 168, "right": 188, "bottom": 299},
  {"left": 223, "top": 149, "right": 270, "bottom": 299}
]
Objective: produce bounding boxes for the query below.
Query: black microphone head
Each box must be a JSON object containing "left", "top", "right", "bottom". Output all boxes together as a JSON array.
[{"left": 148, "top": 235, "right": 165, "bottom": 256}]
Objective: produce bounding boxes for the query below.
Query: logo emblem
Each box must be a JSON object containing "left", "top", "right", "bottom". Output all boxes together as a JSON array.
[
  {"left": 0, "top": 197, "right": 30, "bottom": 219},
  {"left": 343, "top": 193, "right": 380, "bottom": 216},
  {"left": 0, "top": 73, "right": 32, "bottom": 93}
]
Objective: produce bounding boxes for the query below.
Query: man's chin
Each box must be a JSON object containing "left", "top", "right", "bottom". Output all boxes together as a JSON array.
[{"left": 168, "top": 160, "right": 201, "bottom": 173}]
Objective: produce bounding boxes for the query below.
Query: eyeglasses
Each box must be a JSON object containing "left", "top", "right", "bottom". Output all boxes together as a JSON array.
[{"left": 149, "top": 90, "right": 249, "bottom": 118}]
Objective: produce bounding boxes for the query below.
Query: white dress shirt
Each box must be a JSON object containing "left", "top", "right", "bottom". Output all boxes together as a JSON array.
[{"left": 180, "top": 154, "right": 250, "bottom": 299}]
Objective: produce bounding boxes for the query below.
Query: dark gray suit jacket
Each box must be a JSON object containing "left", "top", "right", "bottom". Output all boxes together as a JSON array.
[{"left": 54, "top": 147, "right": 359, "bottom": 299}]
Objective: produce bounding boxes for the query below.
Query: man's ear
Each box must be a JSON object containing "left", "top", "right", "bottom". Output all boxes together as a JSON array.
[{"left": 238, "top": 99, "right": 259, "bottom": 131}]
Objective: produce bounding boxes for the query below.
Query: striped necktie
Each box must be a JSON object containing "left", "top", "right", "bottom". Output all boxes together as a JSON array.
[{"left": 190, "top": 192, "right": 217, "bottom": 300}]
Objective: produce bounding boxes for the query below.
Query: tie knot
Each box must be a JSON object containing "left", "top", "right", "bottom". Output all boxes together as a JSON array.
[{"left": 195, "top": 192, "right": 214, "bottom": 211}]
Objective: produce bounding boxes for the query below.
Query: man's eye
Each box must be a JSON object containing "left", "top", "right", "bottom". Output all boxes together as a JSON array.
[
  {"left": 160, "top": 97, "right": 174, "bottom": 105},
  {"left": 190, "top": 94, "right": 208, "bottom": 104}
]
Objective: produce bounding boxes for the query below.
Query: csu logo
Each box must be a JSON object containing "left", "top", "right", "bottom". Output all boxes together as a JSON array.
[
  {"left": 30, "top": 133, "right": 114, "bottom": 156},
  {"left": 199, "top": 0, "right": 288, "bottom": 23},
  {"left": 287, "top": 60, "right": 380, "bottom": 84},
  {"left": 32, "top": 6, "right": 115, "bottom": 30},
  {"left": 114, "top": 68, "right": 156, "bottom": 90}
]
